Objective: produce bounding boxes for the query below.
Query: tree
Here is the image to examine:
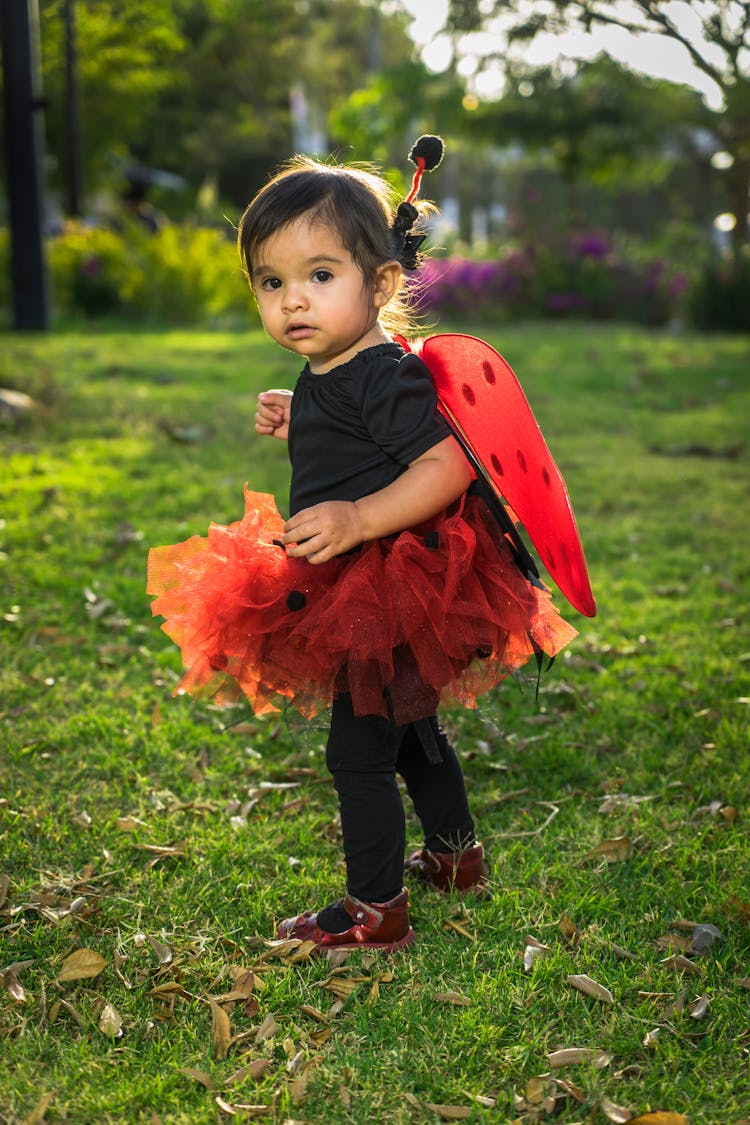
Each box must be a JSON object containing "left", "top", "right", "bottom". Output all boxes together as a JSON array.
[
  {"left": 22, "top": 0, "right": 448, "bottom": 217},
  {"left": 467, "top": 57, "right": 708, "bottom": 227},
  {"left": 445, "top": 1, "right": 750, "bottom": 253},
  {"left": 38, "top": 0, "right": 187, "bottom": 203}
]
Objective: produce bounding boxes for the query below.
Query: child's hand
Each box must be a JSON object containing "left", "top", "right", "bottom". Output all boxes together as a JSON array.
[
  {"left": 283, "top": 501, "right": 364, "bottom": 564},
  {"left": 255, "top": 390, "right": 293, "bottom": 440}
]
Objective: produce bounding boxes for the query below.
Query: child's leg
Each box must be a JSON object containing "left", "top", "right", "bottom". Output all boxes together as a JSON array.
[
  {"left": 395, "top": 718, "right": 476, "bottom": 852},
  {"left": 324, "top": 692, "right": 406, "bottom": 907}
]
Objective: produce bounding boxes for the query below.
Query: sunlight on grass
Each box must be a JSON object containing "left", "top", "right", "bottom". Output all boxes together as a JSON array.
[{"left": 2, "top": 322, "right": 749, "bottom": 1123}]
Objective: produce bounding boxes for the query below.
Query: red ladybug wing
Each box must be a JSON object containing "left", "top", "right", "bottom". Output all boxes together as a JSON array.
[{"left": 410, "top": 333, "right": 596, "bottom": 617}]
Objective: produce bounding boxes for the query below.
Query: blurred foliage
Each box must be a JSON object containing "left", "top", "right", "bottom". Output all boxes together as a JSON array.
[
  {"left": 686, "top": 249, "right": 750, "bottom": 332},
  {"left": 33, "top": 220, "right": 257, "bottom": 325},
  {"left": 2, "top": 0, "right": 748, "bottom": 330},
  {"left": 19, "top": 0, "right": 455, "bottom": 215},
  {"left": 418, "top": 232, "right": 688, "bottom": 326},
  {"left": 469, "top": 58, "right": 707, "bottom": 200},
  {"left": 445, "top": 0, "right": 750, "bottom": 253},
  {"left": 5, "top": 215, "right": 745, "bottom": 330}
]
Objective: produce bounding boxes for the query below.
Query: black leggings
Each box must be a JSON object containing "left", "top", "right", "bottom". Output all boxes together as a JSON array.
[{"left": 325, "top": 693, "right": 475, "bottom": 902}]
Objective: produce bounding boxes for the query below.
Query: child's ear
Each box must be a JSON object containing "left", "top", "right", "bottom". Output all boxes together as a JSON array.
[{"left": 372, "top": 260, "right": 402, "bottom": 308}]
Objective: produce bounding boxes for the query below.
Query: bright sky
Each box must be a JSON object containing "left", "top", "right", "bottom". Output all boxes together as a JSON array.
[{"left": 396, "top": 0, "right": 728, "bottom": 109}]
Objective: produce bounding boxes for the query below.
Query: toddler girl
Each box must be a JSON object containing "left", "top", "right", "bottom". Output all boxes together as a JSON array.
[{"left": 147, "top": 139, "right": 577, "bottom": 951}]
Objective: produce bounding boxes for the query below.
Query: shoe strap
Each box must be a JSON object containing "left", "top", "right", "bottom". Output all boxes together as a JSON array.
[{"left": 343, "top": 893, "right": 383, "bottom": 927}]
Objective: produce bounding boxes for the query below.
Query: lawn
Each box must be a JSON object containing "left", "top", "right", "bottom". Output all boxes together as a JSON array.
[{"left": 1, "top": 321, "right": 749, "bottom": 1125}]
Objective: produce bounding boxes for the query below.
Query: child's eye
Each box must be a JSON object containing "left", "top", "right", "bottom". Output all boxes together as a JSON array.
[
  {"left": 312, "top": 269, "right": 333, "bottom": 283},
  {"left": 259, "top": 277, "right": 281, "bottom": 291}
]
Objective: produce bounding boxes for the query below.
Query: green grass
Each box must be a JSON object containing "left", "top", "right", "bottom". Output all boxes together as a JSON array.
[{"left": 1, "top": 322, "right": 749, "bottom": 1125}]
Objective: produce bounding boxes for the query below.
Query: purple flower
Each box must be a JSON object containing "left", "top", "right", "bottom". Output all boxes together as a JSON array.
[
  {"left": 574, "top": 233, "right": 611, "bottom": 260},
  {"left": 546, "top": 292, "right": 586, "bottom": 314}
]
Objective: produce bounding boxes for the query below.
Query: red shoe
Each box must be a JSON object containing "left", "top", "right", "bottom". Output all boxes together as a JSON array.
[
  {"left": 276, "top": 888, "right": 415, "bottom": 952},
  {"left": 405, "top": 843, "right": 489, "bottom": 896}
]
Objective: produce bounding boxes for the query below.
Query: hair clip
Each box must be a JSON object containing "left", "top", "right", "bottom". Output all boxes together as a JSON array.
[{"left": 391, "top": 135, "right": 444, "bottom": 270}]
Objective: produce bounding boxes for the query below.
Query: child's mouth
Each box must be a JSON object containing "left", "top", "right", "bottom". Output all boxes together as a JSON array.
[{"left": 287, "top": 325, "right": 315, "bottom": 340}]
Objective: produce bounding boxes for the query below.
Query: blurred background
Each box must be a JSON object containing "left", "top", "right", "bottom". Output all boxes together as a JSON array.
[{"left": 2, "top": 0, "right": 748, "bottom": 333}]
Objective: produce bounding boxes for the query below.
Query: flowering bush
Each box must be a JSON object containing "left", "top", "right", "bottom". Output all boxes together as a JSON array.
[
  {"left": 44, "top": 221, "right": 258, "bottom": 325},
  {"left": 416, "top": 233, "right": 688, "bottom": 326}
]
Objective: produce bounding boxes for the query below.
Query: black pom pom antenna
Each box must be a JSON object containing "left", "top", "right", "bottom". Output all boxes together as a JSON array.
[
  {"left": 392, "top": 134, "right": 444, "bottom": 270},
  {"left": 406, "top": 135, "right": 445, "bottom": 202}
]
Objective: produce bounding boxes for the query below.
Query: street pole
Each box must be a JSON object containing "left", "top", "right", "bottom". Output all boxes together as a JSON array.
[{"left": 0, "top": 0, "right": 50, "bottom": 330}]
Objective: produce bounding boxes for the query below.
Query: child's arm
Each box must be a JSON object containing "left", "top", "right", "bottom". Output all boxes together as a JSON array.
[
  {"left": 283, "top": 435, "right": 473, "bottom": 564},
  {"left": 255, "top": 390, "right": 293, "bottom": 440}
]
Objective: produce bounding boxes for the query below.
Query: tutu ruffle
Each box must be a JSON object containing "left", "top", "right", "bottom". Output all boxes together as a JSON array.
[{"left": 147, "top": 488, "right": 577, "bottom": 725}]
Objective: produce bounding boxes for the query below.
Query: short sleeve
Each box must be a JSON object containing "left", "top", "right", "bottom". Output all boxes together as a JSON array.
[{"left": 358, "top": 352, "right": 450, "bottom": 465}]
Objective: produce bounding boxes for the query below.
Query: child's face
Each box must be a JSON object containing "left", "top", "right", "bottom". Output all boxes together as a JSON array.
[{"left": 251, "top": 216, "right": 397, "bottom": 374}]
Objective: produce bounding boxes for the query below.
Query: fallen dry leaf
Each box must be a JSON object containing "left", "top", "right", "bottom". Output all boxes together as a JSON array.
[
  {"left": 556, "top": 1076, "right": 586, "bottom": 1104},
  {"left": 286, "top": 1051, "right": 306, "bottom": 1076},
  {"left": 583, "top": 836, "right": 632, "bottom": 863},
  {"left": 287, "top": 939, "right": 318, "bottom": 964},
  {"left": 559, "top": 914, "right": 578, "bottom": 942},
  {"left": 689, "top": 992, "right": 709, "bottom": 1020},
  {"left": 20, "top": 1091, "right": 53, "bottom": 1124},
  {"left": 598, "top": 793, "right": 654, "bottom": 814},
  {"left": 461, "top": 1092, "right": 496, "bottom": 1108},
  {"left": 214, "top": 1096, "right": 270, "bottom": 1117},
  {"left": 547, "top": 1047, "right": 612, "bottom": 1068},
  {"left": 423, "top": 1104, "right": 472, "bottom": 1121},
  {"left": 254, "top": 1013, "right": 280, "bottom": 1043},
  {"left": 656, "top": 934, "right": 692, "bottom": 954},
  {"left": 524, "top": 935, "right": 550, "bottom": 972},
  {"left": 662, "top": 994, "right": 686, "bottom": 1019},
  {"left": 622, "top": 1114, "right": 688, "bottom": 1125},
  {"left": 225, "top": 1059, "right": 270, "bottom": 1086},
  {"left": 180, "top": 1068, "right": 216, "bottom": 1090},
  {"left": 566, "top": 974, "right": 614, "bottom": 1004},
  {"left": 433, "top": 990, "right": 472, "bottom": 1006},
  {"left": 209, "top": 999, "right": 232, "bottom": 1059},
  {"left": 299, "top": 1004, "right": 328, "bottom": 1023},
  {"left": 98, "top": 1001, "right": 123, "bottom": 1038},
  {"left": 49, "top": 998, "right": 84, "bottom": 1027},
  {"left": 146, "top": 936, "right": 174, "bottom": 966},
  {"left": 261, "top": 938, "right": 305, "bottom": 960},
  {"left": 660, "top": 954, "right": 701, "bottom": 974},
  {"left": 57, "top": 948, "right": 106, "bottom": 983},
  {"left": 611, "top": 943, "right": 638, "bottom": 962},
  {"left": 525, "top": 1076, "right": 553, "bottom": 1105},
  {"left": 2, "top": 960, "right": 32, "bottom": 1003},
  {"left": 366, "top": 979, "right": 380, "bottom": 1004},
  {"left": 289, "top": 1060, "right": 314, "bottom": 1104},
  {"left": 642, "top": 1028, "right": 660, "bottom": 1048},
  {"left": 116, "top": 816, "right": 148, "bottom": 831},
  {"left": 600, "top": 1094, "right": 633, "bottom": 1123},
  {"left": 444, "top": 919, "right": 475, "bottom": 940}
]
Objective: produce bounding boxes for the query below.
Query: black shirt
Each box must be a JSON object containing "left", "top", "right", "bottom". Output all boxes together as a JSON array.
[{"left": 288, "top": 343, "right": 451, "bottom": 515}]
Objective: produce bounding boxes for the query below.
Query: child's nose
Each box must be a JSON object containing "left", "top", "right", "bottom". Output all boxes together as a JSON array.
[{"left": 282, "top": 284, "right": 308, "bottom": 312}]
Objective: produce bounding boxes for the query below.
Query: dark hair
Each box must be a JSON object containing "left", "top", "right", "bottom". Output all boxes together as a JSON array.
[{"left": 237, "top": 156, "right": 433, "bottom": 335}]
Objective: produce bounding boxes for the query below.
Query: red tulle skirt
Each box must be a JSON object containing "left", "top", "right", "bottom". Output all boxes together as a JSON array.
[{"left": 147, "top": 489, "right": 577, "bottom": 725}]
